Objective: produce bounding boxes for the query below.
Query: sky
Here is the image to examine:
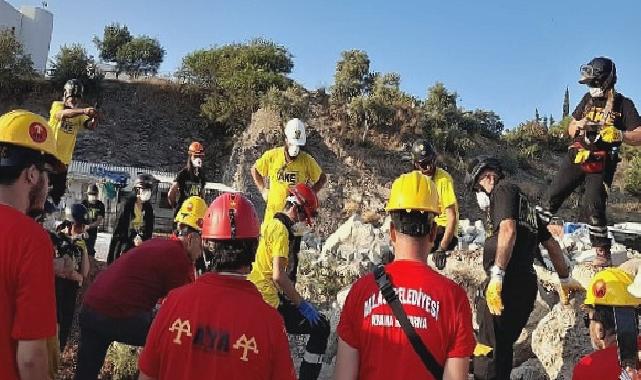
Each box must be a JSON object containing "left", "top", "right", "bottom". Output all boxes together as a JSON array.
[{"left": 9, "top": 0, "right": 641, "bottom": 128}]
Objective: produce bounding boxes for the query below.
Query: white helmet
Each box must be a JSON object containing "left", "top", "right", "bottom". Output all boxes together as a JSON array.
[{"left": 285, "top": 118, "right": 306, "bottom": 147}]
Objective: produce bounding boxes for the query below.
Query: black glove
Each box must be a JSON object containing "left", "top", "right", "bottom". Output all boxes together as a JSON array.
[{"left": 433, "top": 249, "right": 448, "bottom": 270}]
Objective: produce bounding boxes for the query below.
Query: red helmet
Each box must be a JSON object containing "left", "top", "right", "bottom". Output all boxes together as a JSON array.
[
  {"left": 188, "top": 141, "right": 204, "bottom": 156},
  {"left": 202, "top": 192, "right": 260, "bottom": 240},
  {"left": 288, "top": 183, "right": 319, "bottom": 225}
]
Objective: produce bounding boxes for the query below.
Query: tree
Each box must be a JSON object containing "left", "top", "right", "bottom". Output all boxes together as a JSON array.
[
  {"left": 330, "top": 50, "right": 371, "bottom": 103},
  {"left": 180, "top": 38, "right": 294, "bottom": 128},
  {"left": 0, "top": 29, "right": 36, "bottom": 100},
  {"left": 425, "top": 82, "right": 458, "bottom": 129},
  {"left": 93, "top": 23, "right": 132, "bottom": 63},
  {"left": 115, "top": 36, "right": 165, "bottom": 78},
  {"left": 549, "top": 114, "right": 555, "bottom": 127},
  {"left": 563, "top": 87, "right": 570, "bottom": 118},
  {"left": 260, "top": 84, "right": 310, "bottom": 122},
  {"left": 535, "top": 108, "right": 540, "bottom": 123},
  {"left": 49, "top": 44, "right": 96, "bottom": 89},
  {"left": 543, "top": 116, "right": 548, "bottom": 129}
]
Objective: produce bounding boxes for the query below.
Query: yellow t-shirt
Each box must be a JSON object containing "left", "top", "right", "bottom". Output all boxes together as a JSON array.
[
  {"left": 429, "top": 168, "right": 458, "bottom": 227},
  {"left": 131, "top": 204, "right": 143, "bottom": 231},
  {"left": 49, "top": 101, "right": 89, "bottom": 165},
  {"left": 254, "top": 147, "right": 322, "bottom": 223},
  {"left": 248, "top": 217, "right": 290, "bottom": 308}
]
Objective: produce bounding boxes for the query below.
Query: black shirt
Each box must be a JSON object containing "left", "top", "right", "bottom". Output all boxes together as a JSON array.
[
  {"left": 573, "top": 92, "right": 641, "bottom": 132},
  {"left": 82, "top": 199, "right": 105, "bottom": 232},
  {"left": 483, "top": 182, "right": 551, "bottom": 273},
  {"left": 174, "top": 168, "right": 206, "bottom": 213}
]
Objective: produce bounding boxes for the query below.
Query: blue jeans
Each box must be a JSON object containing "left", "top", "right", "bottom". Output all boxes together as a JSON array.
[{"left": 74, "top": 307, "right": 151, "bottom": 380}]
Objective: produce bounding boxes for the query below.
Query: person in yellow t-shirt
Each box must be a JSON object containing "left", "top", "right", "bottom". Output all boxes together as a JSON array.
[
  {"left": 411, "top": 139, "right": 459, "bottom": 270},
  {"left": 250, "top": 118, "right": 326, "bottom": 224},
  {"left": 48, "top": 79, "right": 98, "bottom": 205},
  {"left": 248, "top": 183, "right": 329, "bottom": 380}
]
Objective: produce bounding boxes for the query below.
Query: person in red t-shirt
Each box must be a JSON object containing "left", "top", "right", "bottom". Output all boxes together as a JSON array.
[
  {"left": 0, "top": 110, "right": 65, "bottom": 380},
  {"left": 74, "top": 197, "right": 207, "bottom": 380},
  {"left": 139, "top": 192, "right": 296, "bottom": 380},
  {"left": 573, "top": 268, "right": 641, "bottom": 380},
  {"left": 335, "top": 171, "right": 476, "bottom": 380}
]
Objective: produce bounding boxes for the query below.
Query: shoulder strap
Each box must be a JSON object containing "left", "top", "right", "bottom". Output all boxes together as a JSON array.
[{"left": 373, "top": 265, "right": 444, "bottom": 379}]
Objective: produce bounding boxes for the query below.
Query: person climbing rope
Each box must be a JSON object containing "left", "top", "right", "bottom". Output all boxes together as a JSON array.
[
  {"left": 248, "top": 183, "right": 330, "bottom": 380},
  {"left": 139, "top": 192, "right": 297, "bottom": 380},
  {"left": 466, "top": 156, "right": 582, "bottom": 380},
  {"left": 107, "top": 173, "right": 156, "bottom": 264},
  {"left": 538, "top": 57, "right": 641, "bottom": 267},
  {"left": 410, "top": 139, "right": 459, "bottom": 270},
  {"left": 573, "top": 268, "right": 641, "bottom": 379},
  {"left": 335, "top": 171, "right": 475, "bottom": 380},
  {"left": 74, "top": 196, "right": 206, "bottom": 380},
  {"left": 48, "top": 79, "right": 98, "bottom": 205}
]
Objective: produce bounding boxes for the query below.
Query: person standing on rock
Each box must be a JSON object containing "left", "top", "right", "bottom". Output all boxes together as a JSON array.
[
  {"left": 410, "top": 139, "right": 459, "bottom": 270},
  {"left": 82, "top": 184, "right": 105, "bottom": 257},
  {"left": 573, "top": 268, "right": 641, "bottom": 379},
  {"left": 537, "top": 57, "right": 641, "bottom": 268},
  {"left": 138, "top": 192, "right": 297, "bottom": 380},
  {"left": 335, "top": 171, "right": 476, "bottom": 380},
  {"left": 248, "top": 183, "right": 330, "bottom": 380},
  {"left": 0, "top": 110, "right": 64, "bottom": 380},
  {"left": 48, "top": 79, "right": 98, "bottom": 205},
  {"left": 74, "top": 197, "right": 206, "bottom": 380},
  {"left": 107, "top": 174, "right": 156, "bottom": 264},
  {"left": 466, "top": 156, "right": 582, "bottom": 380}
]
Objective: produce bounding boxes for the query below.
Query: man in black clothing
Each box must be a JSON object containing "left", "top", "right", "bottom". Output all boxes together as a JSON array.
[
  {"left": 168, "top": 141, "right": 206, "bottom": 214},
  {"left": 82, "top": 184, "right": 105, "bottom": 257},
  {"left": 467, "top": 157, "right": 581, "bottom": 380},
  {"left": 538, "top": 57, "right": 641, "bottom": 267}
]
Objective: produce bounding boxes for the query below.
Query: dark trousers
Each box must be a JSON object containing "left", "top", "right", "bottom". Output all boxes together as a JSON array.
[
  {"left": 107, "top": 235, "right": 134, "bottom": 264},
  {"left": 50, "top": 169, "right": 68, "bottom": 205},
  {"left": 74, "top": 307, "right": 151, "bottom": 380},
  {"left": 278, "top": 299, "right": 330, "bottom": 380},
  {"left": 86, "top": 229, "right": 98, "bottom": 257},
  {"left": 55, "top": 277, "right": 79, "bottom": 351},
  {"left": 431, "top": 225, "right": 459, "bottom": 253},
  {"left": 474, "top": 271, "right": 537, "bottom": 380},
  {"left": 544, "top": 156, "right": 611, "bottom": 247}
]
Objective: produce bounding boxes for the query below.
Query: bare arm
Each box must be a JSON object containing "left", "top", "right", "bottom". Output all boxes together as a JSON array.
[
  {"left": 167, "top": 182, "right": 179, "bottom": 208},
  {"left": 541, "top": 238, "right": 570, "bottom": 278},
  {"left": 251, "top": 165, "right": 266, "bottom": 192},
  {"left": 17, "top": 339, "right": 51, "bottom": 380},
  {"left": 89, "top": 215, "right": 104, "bottom": 229},
  {"left": 272, "top": 256, "right": 302, "bottom": 306},
  {"left": 494, "top": 219, "right": 517, "bottom": 269},
  {"left": 55, "top": 107, "right": 93, "bottom": 120},
  {"left": 568, "top": 118, "right": 583, "bottom": 138},
  {"left": 443, "top": 357, "right": 470, "bottom": 380},
  {"left": 312, "top": 172, "right": 327, "bottom": 193},
  {"left": 138, "top": 372, "right": 156, "bottom": 380},
  {"left": 624, "top": 126, "right": 641, "bottom": 146},
  {"left": 334, "top": 338, "right": 359, "bottom": 380},
  {"left": 440, "top": 205, "right": 458, "bottom": 250}
]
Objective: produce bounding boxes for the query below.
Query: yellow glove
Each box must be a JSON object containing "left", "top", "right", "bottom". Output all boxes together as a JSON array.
[
  {"left": 485, "top": 267, "right": 504, "bottom": 316},
  {"left": 600, "top": 125, "right": 623, "bottom": 143},
  {"left": 473, "top": 343, "right": 493, "bottom": 357},
  {"left": 574, "top": 149, "right": 591, "bottom": 164},
  {"left": 559, "top": 277, "right": 583, "bottom": 305}
]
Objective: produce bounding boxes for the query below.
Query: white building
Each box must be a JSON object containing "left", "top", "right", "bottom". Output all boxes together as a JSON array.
[{"left": 0, "top": 0, "right": 53, "bottom": 73}]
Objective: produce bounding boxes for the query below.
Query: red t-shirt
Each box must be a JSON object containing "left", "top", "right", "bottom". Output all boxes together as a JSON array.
[
  {"left": 0, "top": 205, "right": 57, "bottom": 380},
  {"left": 337, "top": 260, "right": 476, "bottom": 380},
  {"left": 84, "top": 238, "right": 193, "bottom": 318},
  {"left": 139, "top": 273, "right": 296, "bottom": 380},
  {"left": 573, "top": 337, "right": 641, "bottom": 380}
]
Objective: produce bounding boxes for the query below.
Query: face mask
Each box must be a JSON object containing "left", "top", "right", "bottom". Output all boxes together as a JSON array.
[
  {"left": 589, "top": 87, "right": 605, "bottom": 98},
  {"left": 88, "top": 195, "right": 97, "bottom": 202},
  {"left": 476, "top": 191, "right": 491, "bottom": 211},
  {"left": 288, "top": 144, "right": 300, "bottom": 157},
  {"left": 192, "top": 157, "right": 203, "bottom": 168},
  {"left": 139, "top": 190, "right": 152, "bottom": 202}
]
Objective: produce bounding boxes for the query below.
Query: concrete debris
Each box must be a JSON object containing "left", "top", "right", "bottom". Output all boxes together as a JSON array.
[{"left": 510, "top": 358, "right": 550, "bottom": 380}]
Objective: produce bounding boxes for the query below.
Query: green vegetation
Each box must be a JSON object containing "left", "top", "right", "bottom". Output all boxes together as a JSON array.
[
  {"left": 0, "top": 30, "right": 37, "bottom": 101},
  {"left": 49, "top": 44, "right": 101, "bottom": 95}
]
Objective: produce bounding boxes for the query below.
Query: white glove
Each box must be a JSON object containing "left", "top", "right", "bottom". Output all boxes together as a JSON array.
[
  {"left": 261, "top": 188, "right": 268, "bottom": 202},
  {"left": 134, "top": 234, "right": 143, "bottom": 247}
]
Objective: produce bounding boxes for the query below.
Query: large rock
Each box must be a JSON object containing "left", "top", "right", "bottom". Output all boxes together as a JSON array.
[{"left": 511, "top": 358, "right": 550, "bottom": 380}]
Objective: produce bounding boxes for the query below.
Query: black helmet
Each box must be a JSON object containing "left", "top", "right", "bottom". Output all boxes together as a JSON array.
[
  {"left": 63, "top": 79, "right": 84, "bottom": 99},
  {"left": 465, "top": 156, "right": 504, "bottom": 190},
  {"left": 87, "top": 184, "right": 99, "bottom": 195},
  {"left": 579, "top": 57, "right": 617, "bottom": 90},
  {"left": 411, "top": 139, "right": 437, "bottom": 165},
  {"left": 134, "top": 173, "right": 156, "bottom": 189},
  {"left": 71, "top": 203, "right": 88, "bottom": 225}
]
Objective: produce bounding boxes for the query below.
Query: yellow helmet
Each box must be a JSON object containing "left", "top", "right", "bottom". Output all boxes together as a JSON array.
[
  {"left": 584, "top": 268, "right": 641, "bottom": 307},
  {"left": 386, "top": 170, "right": 439, "bottom": 213},
  {"left": 0, "top": 110, "right": 62, "bottom": 167},
  {"left": 175, "top": 196, "right": 208, "bottom": 231}
]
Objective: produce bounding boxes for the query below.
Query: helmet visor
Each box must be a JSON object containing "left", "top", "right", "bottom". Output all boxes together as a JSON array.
[{"left": 579, "top": 64, "right": 598, "bottom": 85}]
